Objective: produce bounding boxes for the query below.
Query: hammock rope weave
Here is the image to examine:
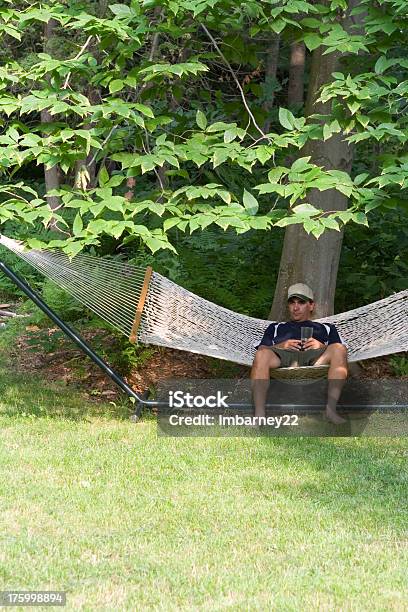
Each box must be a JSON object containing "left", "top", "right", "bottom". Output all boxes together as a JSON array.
[{"left": 0, "top": 235, "right": 407, "bottom": 367}]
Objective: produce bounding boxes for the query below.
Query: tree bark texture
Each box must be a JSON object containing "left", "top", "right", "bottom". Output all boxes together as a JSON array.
[
  {"left": 262, "top": 35, "right": 280, "bottom": 132},
  {"left": 288, "top": 41, "right": 305, "bottom": 108}
]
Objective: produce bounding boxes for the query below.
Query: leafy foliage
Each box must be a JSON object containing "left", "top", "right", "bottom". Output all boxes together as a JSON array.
[
  {"left": 389, "top": 355, "right": 408, "bottom": 377},
  {"left": 0, "top": 0, "right": 406, "bottom": 255}
]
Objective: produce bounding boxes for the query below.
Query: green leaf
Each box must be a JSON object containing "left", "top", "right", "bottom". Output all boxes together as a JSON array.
[
  {"left": 217, "top": 191, "right": 230, "bottom": 205},
  {"left": 103, "top": 196, "right": 126, "bottom": 211},
  {"left": 256, "top": 146, "right": 273, "bottom": 165},
  {"left": 134, "top": 103, "right": 155, "bottom": 118},
  {"left": 109, "top": 80, "right": 125, "bottom": 94},
  {"left": 347, "top": 101, "right": 360, "bottom": 115},
  {"left": 212, "top": 149, "right": 229, "bottom": 168},
  {"left": 320, "top": 217, "right": 340, "bottom": 231},
  {"left": 106, "top": 175, "right": 126, "bottom": 187},
  {"left": 64, "top": 241, "right": 84, "bottom": 258},
  {"left": 196, "top": 110, "right": 207, "bottom": 130},
  {"left": 352, "top": 212, "right": 369, "bottom": 226},
  {"left": 256, "top": 183, "right": 286, "bottom": 196},
  {"left": 292, "top": 203, "right": 320, "bottom": 216},
  {"left": 242, "top": 189, "right": 259, "bottom": 216},
  {"left": 149, "top": 203, "right": 165, "bottom": 216},
  {"left": 271, "top": 18, "right": 286, "bottom": 34},
  {"left": 3, "top": 26, "right": 21, "bottom": 41},
  {"left": 99, "top": 165, "right": 109, "bottom": 187},
  {"left": 311, "top": 224, "right": 325, "bottom": 239},
  {"left": 303, "top": 219, "right": 317, "bottom": 234},
  {"left": 336, "top": 211, "right": 353, "bottom": 225},
  {"left": 73, "top": 213, "right": 83, "bottom": 236},
  {"left": 163, "top": 217, "right": 181, "bottom": 231},
  {"left": 141, "top": 158, "right": 156, "bottom": 173},
  {"left": 374, "top": 56, "right": 394, "bottom": 75},
  {"left": 110, "top": 4, "right": 133, "bottom": 17},
  {"left": 90, "top": 202, "right": 105, "bottom": 217},
  {"left": 224, "top": 128, "right": 237, "bottom": 143},
  {"left": 155, "top": 134, "right": 167, "bottom": 146},
  {"left": 249, "top": 216, "right": 269, "bottom": 230},
  {"left": 27, "top": 239, "right": 47, "bottom": 250},
  {"left": 189, "top": 152, "right": 207, "bottom": 167},
  {"left": 275, "top": 217, "right": 302, "bottom": 228},
  {"left": 291, "top": 156, "right": 311, "bottom": 173},
  {"left": 336, "top": 184, "right": 353, "bottom": 197},
  {"left": 145, "top": 236, "right": 167, "bottom": 253},
  {"left": 303, "top": 33, "right": 322, "bottom": 51},
  {"left": 278, "top": 107, "right": 296, "bottom": 131},
  {"left": 20, "top": 133, "right": 40, "bottom": 147},
  {"left": 301, "top": 18, "right": 322, "bottom": 28},
  {"left": 323, "top": 124, "right": 332, "bottom": 141},
  {"left": 207, "top": 121, "right": 233, "bottom": 133},
  {"left": 267, "top": 167, "right": 286, "bottom": 183},
  {"left": 354, "top": 173, "right": 369, "bottom": 186}
]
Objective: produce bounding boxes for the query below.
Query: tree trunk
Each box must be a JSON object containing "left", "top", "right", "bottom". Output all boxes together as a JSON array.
[
  {"left": 288, "top": 41, "right": 305, "bottom": 108},
  {"left": 270, "top": 2, "right": 363, "bottom": 320},
  {"left": 270, "top": 49, "right": 351, "bottom": 320},
  {"left": 41, "top": 19, "right": 60, "bottom": 212},
  {"left": 262, "top": 35, "right": 280, "bottom": 132}
]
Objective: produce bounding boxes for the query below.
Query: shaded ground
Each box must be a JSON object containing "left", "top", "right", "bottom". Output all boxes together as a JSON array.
[
  {"left": 3, "top": 322, "right": 405, "bottom": 404},
  {"left": 8, "top": 324, "right": 245, "bottom": 401}
]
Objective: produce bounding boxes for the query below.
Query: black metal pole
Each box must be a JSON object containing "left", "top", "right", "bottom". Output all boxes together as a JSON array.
[{"left": 0, "top": 260, "right": 157, "bottom": 417}]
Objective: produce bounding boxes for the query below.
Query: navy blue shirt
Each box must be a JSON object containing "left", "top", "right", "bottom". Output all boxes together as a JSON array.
[{"left": 256, "top": 320, "right": 345, "bottom": 348}]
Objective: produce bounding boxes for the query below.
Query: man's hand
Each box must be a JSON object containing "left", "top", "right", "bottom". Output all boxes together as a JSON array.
[
  {"left": 303, "top": 338, "right": 325, "bottom": 350},
  {"left": 274, "top": 339, "right": 302, "bottom": 350}
]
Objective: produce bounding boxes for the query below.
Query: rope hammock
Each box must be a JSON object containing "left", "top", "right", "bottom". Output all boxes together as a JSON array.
[{"left": 0, "top": 235, "right": 407, "bottom": 375}]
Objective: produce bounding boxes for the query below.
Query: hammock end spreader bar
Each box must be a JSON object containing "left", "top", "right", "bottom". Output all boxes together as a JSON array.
[{"left": 129, "top": 265, "right": 153, "bottom": 343}]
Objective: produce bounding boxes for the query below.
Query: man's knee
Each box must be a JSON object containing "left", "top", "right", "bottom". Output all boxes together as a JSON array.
[
  {"left": 327, "top": 344, "right": 348, "bottom": 374},
  {"left": 252, "top": 347, "right": 280, "bottom": 368},
  {"left": 331, "top": 343, "right": 348, "bottom": 360},
  {"left": 253, "top": 347, "right": 270, "bottom": 365}
]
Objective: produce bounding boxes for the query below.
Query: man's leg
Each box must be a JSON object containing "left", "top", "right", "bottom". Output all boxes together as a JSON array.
[
  {"left": 314, "top": 344, "right": 348, "bottom": 424},
  {"left": 250, "top": 348, "right": 281, "bottom": 417}
]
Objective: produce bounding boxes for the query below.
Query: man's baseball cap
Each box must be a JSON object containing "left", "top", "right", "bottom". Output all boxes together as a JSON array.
[{"left": 288, "top": 283, "right": 314, "bottom": 301}]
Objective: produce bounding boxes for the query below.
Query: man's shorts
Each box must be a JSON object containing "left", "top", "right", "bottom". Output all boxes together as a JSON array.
[{"left": 268, "top": 347, "right": 326, "bottom": 368}]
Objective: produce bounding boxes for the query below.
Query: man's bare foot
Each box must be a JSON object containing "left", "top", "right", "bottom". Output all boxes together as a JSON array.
[{"left": 325, "top": 407, "right": 347, "bottom": 425}]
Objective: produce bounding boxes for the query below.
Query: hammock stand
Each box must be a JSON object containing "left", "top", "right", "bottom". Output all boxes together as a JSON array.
[{"left": 0, "top": 260, "right": 156, "bottom": 419}]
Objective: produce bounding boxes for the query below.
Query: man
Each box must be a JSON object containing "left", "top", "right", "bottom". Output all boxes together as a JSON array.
[{"left": 251, "top": 283, "right": 348, "bottom": 424}]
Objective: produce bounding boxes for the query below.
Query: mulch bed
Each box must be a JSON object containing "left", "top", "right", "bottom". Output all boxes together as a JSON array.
[{"left": 11, "top": 326, "right": 237, "bottom": 401}]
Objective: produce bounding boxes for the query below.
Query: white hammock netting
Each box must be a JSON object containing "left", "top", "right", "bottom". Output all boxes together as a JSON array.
[{"left": 0, "top": 235, "right": 407, "bottom": 366}]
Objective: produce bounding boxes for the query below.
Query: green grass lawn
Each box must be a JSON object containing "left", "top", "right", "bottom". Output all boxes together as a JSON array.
[{"left": 0, "top": 367, "right": 407, "bottom": 610}]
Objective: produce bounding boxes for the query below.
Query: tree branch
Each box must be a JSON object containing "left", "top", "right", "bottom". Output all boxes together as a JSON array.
[
  {"left": 199, "top": 23, "right": 270, "bottom": 143},
  {"left": 62, "top": 35, "right": 94, "bottom": 90}
]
